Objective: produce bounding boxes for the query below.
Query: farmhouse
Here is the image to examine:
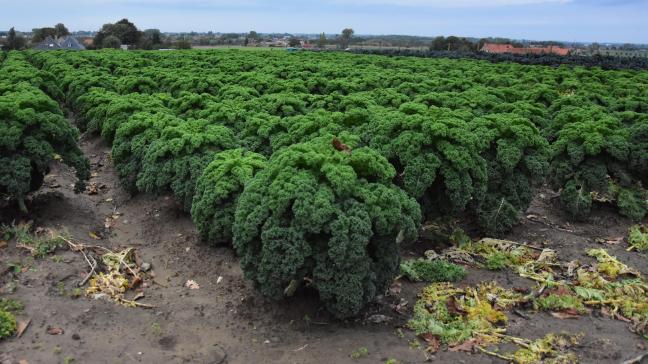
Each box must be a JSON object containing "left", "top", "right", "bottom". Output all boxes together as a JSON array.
[
  {"left": 33, "top": 36, "right": 86, "bottom": 50},
  {"left": 481, "top": 43, "right": 570, "bottom": 56},
  {"left": 33, "top": 36, "right": 60, "bottom": 50}
]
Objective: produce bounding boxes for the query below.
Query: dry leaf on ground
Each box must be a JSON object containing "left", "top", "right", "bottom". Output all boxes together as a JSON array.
[
  {"left": 185, "top": 280, "right": 200, "bottom": 289},
  {"left": 46, "top": 327, "right": 64, "bottom": 335},
  {"left": 16, "top": 319, "right": 31, "bottom": 338},
  {"left": 420, "top": 333, "right": 441, "bottom": 353},
  {"left": 550, "top": 311, "right": 580, "bottom": 320}
]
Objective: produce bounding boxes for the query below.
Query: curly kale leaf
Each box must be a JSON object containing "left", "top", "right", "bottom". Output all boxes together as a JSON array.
[
  {"left": 0, "top": 86, "right": 89, "bottom": 212},
  {"left": 549, "top": 114, "right": 644, "bottom": 219},
  {"left": 628, "top": 121, "right": 648, "bottom": 186},
  {"left": 616, "top": 186, "right": 647, "bottom": 221},
  {"left": 233, "top": 137, "right": 421, "bottom": 318},
  {"left": 137, "top": 119, "right": 236, "bottom": 211},
  {"left": 472, "top": 113, "right": 550, "bottom": 235},
  {"left": 191, "top": 148, "right": 267, "bottom": 246},
  {"left": 400, "top": 259, "right": 466, "bottom": 283},
  {"left": 78, "top": 91, "right": 167, "bottom": 142},
  {"left": 361, "top": 107, "right": 547, "bottom": 235},
  {"left": 112, "top": 111, "right": 182, "bottom": 192},
  {"left": 364, "top": 108, "right": 487, "bottom": 216},
  {"left": 560, "top": 180, "right": 593, "bottom": 220}
]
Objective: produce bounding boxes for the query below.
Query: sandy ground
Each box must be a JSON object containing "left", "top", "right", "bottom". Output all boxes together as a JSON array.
[{"left": 1, "top": 133, "right": 647, "bottom": 364}]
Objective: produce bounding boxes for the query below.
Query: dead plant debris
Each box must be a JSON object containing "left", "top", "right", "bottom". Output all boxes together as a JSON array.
[
  {"left": 412, "top": 237, "right": 648, "bottom": 362},
  {"left": 628, "top": 225, "right": 648, "bottom": 252},
  {"left": 1, "top": 223, "right": 66, "bottom": 258},
  {"left": 408, "top": 281, "right": 581, "bottom": 363}
]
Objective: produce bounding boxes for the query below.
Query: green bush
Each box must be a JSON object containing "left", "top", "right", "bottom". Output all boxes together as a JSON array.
[
  {"left": 112, "top": 111, "right": 181, "bottom": 193},
  {"left": 0, "top": 83, "right": 89, "bottom": 212},
  {"left": 628, "top": 121, "right": 648, "bottom": 186},
  {"left": 78, "top": 91, "right": 167, "bottom": 141},
  {"left": 473, "top": 114, "right": 549, "bottom": 235},
  {"left": 233, "top": 137, "right": 421, "bottom": 318},
  {"left": 365, "top": 109, "right": 548, "bottom": 235},
  {"left": 400, "top": 259, "right": 466, "bottom": 282},
  {"left": 0, "top": 298, "right": 24, "bottom": 312},
  {"left": 365, "top": 108, "right": 487, "bottom": 216},
  {"left": 191, "top": 148, "right": 267, "bottom": 246},
  {"left": 0, "top": 310, "right": 16, "bottom": 339},
  {"left": 549, "top": 114, "right": 647, "bottom": 220},
  {"left": 136, "top": 118, "right": 236, "bottom": 211},
  {"left": 628, "top": 225, "right": 648, "bottom": 252}
]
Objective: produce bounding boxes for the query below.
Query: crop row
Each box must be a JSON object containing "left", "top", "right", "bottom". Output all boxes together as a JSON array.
[
  {"left": 0, "top": 52, "right": 89, "bottom": 212},
  {"left": 5, "top": 49, "right": 646, "bottom": 317}
]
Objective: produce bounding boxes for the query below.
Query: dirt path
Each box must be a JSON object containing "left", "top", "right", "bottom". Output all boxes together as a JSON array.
[{"left": 1, "top": 133, "right": 647, "bottom": 364}]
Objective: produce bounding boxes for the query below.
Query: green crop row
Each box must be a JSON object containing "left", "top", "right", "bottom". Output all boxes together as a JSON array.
[
  {"left": 0, "top": 52, "right": 89, "bottom": 212},
  {"left": 7, "top": 49, "right": 645, "bottom": 318}
]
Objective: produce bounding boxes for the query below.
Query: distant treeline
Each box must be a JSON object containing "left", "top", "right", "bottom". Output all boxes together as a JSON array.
[{"left": 351, "top": 48, "right": 648, "bottom": 70}]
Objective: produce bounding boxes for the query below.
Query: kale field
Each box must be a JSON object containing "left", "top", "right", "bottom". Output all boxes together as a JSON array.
[{"left": 1, "top": 49, "right": 647, "bottom": 363}]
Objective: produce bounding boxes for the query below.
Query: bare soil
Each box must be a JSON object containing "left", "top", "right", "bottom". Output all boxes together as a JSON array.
[{"left": 1, "top": 133, "right": 647, "bottom": 364}]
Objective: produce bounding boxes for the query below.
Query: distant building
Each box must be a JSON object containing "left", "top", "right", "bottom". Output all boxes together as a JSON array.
[
  {"left": 57, "top": 36, "right": 86, "bottom": 50},
  {"left": 33, "top": 36, "right": 61, "bottom": 50},
  {"left": 481, "top": 43, "right": 570, "bottom": 56},
  {"left": 80, "top": 37, "right": 94, "bottom": 48},
  {"left": 33, "top": 36, "right": 85, "bottom": 50},
  {"left": 262, "top": 39, "right": 288, "bottom": 47}
]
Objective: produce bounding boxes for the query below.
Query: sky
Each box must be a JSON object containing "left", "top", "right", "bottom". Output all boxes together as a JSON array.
[{"left": 1, "top": 0, "right": 646, "bottom": 43}]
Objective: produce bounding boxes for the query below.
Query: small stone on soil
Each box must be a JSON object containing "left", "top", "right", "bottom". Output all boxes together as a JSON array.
[{"left": 366, "top": 314, "right": 392, "bottom": 324}]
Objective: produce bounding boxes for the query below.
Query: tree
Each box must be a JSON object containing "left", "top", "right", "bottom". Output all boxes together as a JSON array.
[
  {"left": 590, "top": 42, "right": 601, "bottom": 54},
  {"left": 54, "top": 23, "right": 69, "bottom": 38},
  {"left": 31, "top": 27, "right": 56, "bottom": 43},
  {"left": 6, "top": 27, "right": 26, "bottom": 50},
  {"left": 246, "top": 31, "right": 259, "bottom": 46},
  {"left": 317, "top": 32, "right": 327, "bottom": 49},
  {"left": 144, "top": 29, "right": 162, "bottom": 46},
  {"left": 445, "top": 36, "right": 461, "bottom": 51},
  {"left": 138, "top": 30, "right": 163, "bottom": 50},
  {"left": 477, "top": 38, "right": 488, "bottom": 51},
  {"left": 102, "top": 35, "right": 122, "bottom": 49},
  {"left": 175, "top": 39, "right": 192, "bottom": 49},
  {"left": 430, "top": 36, "right": 446, "bottom": 51},
  {"left": 93, "top": 18, "right": 142, "bottom": 49},
  {"left": 430, "top": 35, "right": 473, "bottom": 52},
  {"left": 113, "top": 19, "right": 141, "bottom": 45},
  {"left": 340, "top": 28, "right": 354, "bottom": 49},
  {"left": 288, "top": 37, "right": 301, "bottom": 47},
  {"left": 32, "top": 23, "right": 70, "bottom": 44}
]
